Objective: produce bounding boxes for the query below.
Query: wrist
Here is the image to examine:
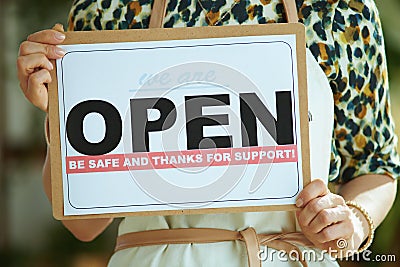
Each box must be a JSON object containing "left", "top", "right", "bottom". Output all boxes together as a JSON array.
[{"left": 346, "top": 201, "right": 375, "bottom": 253}]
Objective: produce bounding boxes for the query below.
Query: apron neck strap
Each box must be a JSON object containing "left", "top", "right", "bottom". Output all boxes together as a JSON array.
[
  {"left": 149, "top": 0, "right": 169, "bottom": 28},
  {"left": 283, "top": 0, "right": 299, "bottom": 24}
]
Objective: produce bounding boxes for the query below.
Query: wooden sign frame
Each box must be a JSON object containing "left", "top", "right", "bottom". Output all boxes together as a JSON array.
[{"left": 48, "top": 23, "right": 310, "bottom": 220}]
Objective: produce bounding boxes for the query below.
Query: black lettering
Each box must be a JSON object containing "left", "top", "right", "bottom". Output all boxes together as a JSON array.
[
  {"left": 66, "top": 100, "right": 122, "bottom": 155},
  {"left": 240, "top": 91, "right": 294, "bottom": 146},
  {"left": 185, "top": 94, "right": 232, "bottom": 149},
  {"left": 130, "top": 98, "right": 177, "bottom": 152}
]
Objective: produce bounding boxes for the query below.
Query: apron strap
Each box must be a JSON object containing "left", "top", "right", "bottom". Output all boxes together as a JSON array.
[
  {"left": 115, "top": 227, "right": 313, "bottom": 267},
  {"left": 283, "top": 0, "right": 299, "bottom": 23},
  {"left": 149, "top": 0, "right": 169, "bottom": 28},
  {"left": 240, "top": 227, "right": 262, "bottom": 267}
]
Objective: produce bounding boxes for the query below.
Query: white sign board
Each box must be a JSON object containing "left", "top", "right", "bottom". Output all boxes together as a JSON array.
[{"left": 49, "top": 25, "right": 310, "bottom": 219}]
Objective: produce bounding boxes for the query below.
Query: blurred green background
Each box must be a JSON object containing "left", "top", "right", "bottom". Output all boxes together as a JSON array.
[{"left": 0, "top": 0, "right": 399, "bottom": 266}]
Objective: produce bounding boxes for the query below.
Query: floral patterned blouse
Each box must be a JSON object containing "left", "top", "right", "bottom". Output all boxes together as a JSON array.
[{"left": 67, "top": 0, "right": 400, "bottom": 183}]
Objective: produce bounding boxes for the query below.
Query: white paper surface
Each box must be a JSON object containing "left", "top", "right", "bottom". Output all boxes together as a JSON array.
[{"left": 55, "top": 34, "right": 330, "bottom": 216}]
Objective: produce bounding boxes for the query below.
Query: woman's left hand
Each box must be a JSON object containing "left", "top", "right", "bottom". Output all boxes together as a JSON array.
[{"left": 295, "top": 179, "right": 366, "bottom": 255}]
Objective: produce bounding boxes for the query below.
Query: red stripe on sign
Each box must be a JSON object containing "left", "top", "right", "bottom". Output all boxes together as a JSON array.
[{"left": 66, "top": 145, "right": 298, "bottom": 174}]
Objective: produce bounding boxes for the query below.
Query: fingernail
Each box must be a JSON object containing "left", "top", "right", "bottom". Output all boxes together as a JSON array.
[
  {"left": 296, "top": 198, "right": 303, "bottom": 208},
  {"left": 55, "top": 47, "right": 66, "bottom": 57},
  {"left": 48, "top": 62, "right": 54, "bottom": 70},
  {"left": 55, "top": 32, "right": 65, "bottom": 41}
]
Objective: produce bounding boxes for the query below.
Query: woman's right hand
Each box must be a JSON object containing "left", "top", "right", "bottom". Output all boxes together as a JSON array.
[{"left": 17, "top": 24, "right": 66, "bottom": 112}]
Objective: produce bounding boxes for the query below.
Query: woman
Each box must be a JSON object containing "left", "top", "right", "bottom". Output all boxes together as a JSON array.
[{"left": 16, "top": 0, "right": 398, "bottom": 266}]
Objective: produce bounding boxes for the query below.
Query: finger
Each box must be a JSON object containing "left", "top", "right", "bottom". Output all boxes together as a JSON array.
[
  {"left": 315, "top": 220, "right": 354, "bottom": 244},
  {"left": 17, "top": 54, "right": 53, "bottom": 78},
  {"left": 308, "top": 205, "right": 351, "bottom": 233},
  {"left": 19, "top": 40, "right": 66, "bottom": 59},
  {"left": 17, "top": 54, "right": 53, "bottom": 94},
  {"left": 296, "top": 179, "right": 329, "bottom": 208},
  {"left": 297, "top": 193, "right": 345, "bottom": 226},
  {"left": 318, "top": 240, "right": 342, "bottom": 253},
  {"left": 27, "top": 29, "right": 65, "bottom": 45},
  {"left": 26, "top": 69, "right": 51, "bottom": 111}
]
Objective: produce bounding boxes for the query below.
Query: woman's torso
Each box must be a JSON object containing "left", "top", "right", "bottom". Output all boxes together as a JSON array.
[{"left": 67, "top": 0, "right": 396, "bottom": 266}]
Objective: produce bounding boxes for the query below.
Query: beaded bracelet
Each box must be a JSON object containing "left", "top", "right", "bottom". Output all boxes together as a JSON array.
[{"left": 346, "top": 200, "right": 375, "bottom": 253}]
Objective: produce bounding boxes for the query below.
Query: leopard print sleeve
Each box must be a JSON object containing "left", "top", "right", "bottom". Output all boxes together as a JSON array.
[
  {"left": 67, "top": 0, "right": 400, "bottom": 183},
  {"left": 299, "top": 0, "right": 400, "bottom": 183}
]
